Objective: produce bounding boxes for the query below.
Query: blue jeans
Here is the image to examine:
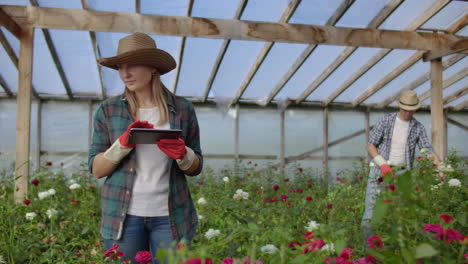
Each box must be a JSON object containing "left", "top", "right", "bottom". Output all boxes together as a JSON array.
[
  {"left": 361, "top": 167, "right": 384, "bottom": 240},
  {"left": 104, "top": 215, "right": 173, "bottom": 264}
]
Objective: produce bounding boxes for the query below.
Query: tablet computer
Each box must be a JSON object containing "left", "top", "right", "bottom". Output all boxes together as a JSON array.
[{"left": 128, "top": 128, "right": 182, "bottom": 144}]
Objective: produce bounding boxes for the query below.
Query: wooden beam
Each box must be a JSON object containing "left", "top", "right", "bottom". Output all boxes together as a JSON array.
[
  {"left": 266, "top": 0, "right": 361, "bottom": 105},
  {"left": 0, "top": 73, "right": 13, "bottom": 97},
  {"left": 352, "top": 51, "right": 425, "bottom": 106},
  {"left": 172, "top": 0, "right": 193, "bottom": 94},
  {"left": 376, "top": 54, "right": 465, "bottom": 108},
  {"left": 453, "top": 100, "right": 467, "bottom": 111},
  {"left": 444, "top": 86, "right": 468, "bottom": 105},
  {"left": 231, "top": 0, "right": 303, "bottom": 104},
  {"left": 81, "top": 0, "right": 106, "bottom": 99},
  {"left": 201, "top": 0, "right": 247, "bottom": 102},
  {"left": 0, "top": 7, "right": 21, "bottom": 38},
  {"left": 430, "top": 58, "right": 446, "bottom": 159},
  {"left": 15, "top": 26, "right": 34, "bottom": 204},
  {"left": 423, "top": 38, "right": 468, "bottom": 62},
  {"left": 447, "top": 117, "right": 468, "bottom": 131},
  {"left": 323, "top": 0, "right": 450, "bottom": 106},
  {"left": 420, "top": 67, "right": 468, "bottom": 102},
  {"left": 1, "top": 5, "right": 463, "bottom": 50}
]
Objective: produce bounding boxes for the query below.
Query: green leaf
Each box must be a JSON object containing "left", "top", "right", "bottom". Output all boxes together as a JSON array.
[
  {"left": 414, "top": 243, "right": 438, "bottom": 259},
  {"left": 396, "top": 171, "right": 413, "bottom": 198},
  {"left": 371, "top": 199, "right": 388, "bottom": 225},
  {"left": 334, "top": 240, "right": 346, "bottom": 254},
  {"left": 289, "top": 255, "right": 309, "bottom": 264}
]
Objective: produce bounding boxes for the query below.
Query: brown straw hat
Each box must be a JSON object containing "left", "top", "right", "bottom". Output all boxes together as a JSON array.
[
  {"left": 97, "top": 32, "right": 176, "bottom": 75},
  {"left": 398, "top": 90, "right": 421, "bottom": 111}
]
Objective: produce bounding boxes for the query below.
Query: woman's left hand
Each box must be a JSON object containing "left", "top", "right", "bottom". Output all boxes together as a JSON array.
[{"left": 156, "top": 138, "right": 187, "bottom": 159}]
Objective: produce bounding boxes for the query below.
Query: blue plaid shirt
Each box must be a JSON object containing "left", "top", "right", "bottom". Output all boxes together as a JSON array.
[
  {"left": 88, "top": 93, "right": 203, "bottom": 242},
  {"left": 368, "top": 112, "right": 433, "bottom": 170}
]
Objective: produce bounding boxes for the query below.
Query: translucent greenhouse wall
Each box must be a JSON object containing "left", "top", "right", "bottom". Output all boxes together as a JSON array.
[{"left": 1, "top": 98, "right": 467, "bottom": 180}]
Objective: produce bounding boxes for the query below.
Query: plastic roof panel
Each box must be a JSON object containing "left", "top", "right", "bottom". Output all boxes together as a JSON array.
[
  {"left": 442, "top": 57, "right": 468, "bottom": 78},
  {"left": 457, "top": 25, "right": 468, "bottom": 37},
  {"left": 241, "top": 0, "right": 289, "bottom": 22},
  {"left": 426, "top": 77, "right": 468, "bottom": 106},
  {"left": 364, "top": 60, "right": 429, "bottom": 104},
  {"left": 0, "top": 0, "right": 28, "bottom": 5},
  {"left": 209, "top": 40, "right": 265, "bottom": 99},
  {"left": 88, "top": 0, "right": 135, "bottom": 12},
  {"left": 152, "top": 35, "right": 182, "bottom": 92},
  {"left": 141, "top": 0, "right": 188, "bottom": 16},
  {"left": 309, "top": 47, "right": 383, "bottom": 101},
  {"left": 191, "top": 0, "right": 241, "bottom": 19},
  {"left": 275, "top": 45, "right": 347, "bottom": 101},
  {"left": 335, "top": 0, "right": 390, "bottom": 28},
  {"left": 47, "top": 29, "right": 101, "bottom": 94},
  {"left": 445, "top": 94, "right": 467, "bottom": 108},
  {"left": 379, "top": 0, "right": 439, "bottom": 30},
  {"left": 32, "top": 28, "right": 66, "bottom": 95},
  {"left": 242, "top": 43, "right": 308, "bottom": 101},
  {"left": 176, "top": 37, "right": 224, "bottom": 97},
  {"left": 421, "top": 1, "right": 468, "bottom": 30},
  {"left": 335, "top": 49, "right": 418, "bottom": 102},
  {"left": 289, "top": 0, "right": 344, "bottom": 25},
  {"left": 37, "top": 0, "right": 82, "bottom": 9},
  {"left": 1, "top": 27, "right": 19, "bottom": 57},
  {"left": 0, "top": 41, "right": 18, "bottom": 93},
  {"left": 95, "top": 32, "right": 127, "bottom": 95}
]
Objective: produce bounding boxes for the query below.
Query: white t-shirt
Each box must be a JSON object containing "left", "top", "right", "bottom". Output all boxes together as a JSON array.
[
  {"left": 127, "top": 107, "right": 171, "bottom": 217},
  {"left": 389, "top": 115, "right": 409, "bottom": 166}
]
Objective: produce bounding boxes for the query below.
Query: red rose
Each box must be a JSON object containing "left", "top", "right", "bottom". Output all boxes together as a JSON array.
[
  {"left": 367, "top": 236, "right": 384, "bottom": 249},
  {"left": 439, "top": 214, "right": 454, "bottom": 224},
  {"left": 183, "top": 257, "right": 213, "bottom": 264},
  {"left": 326, "top": 203, "right": 333, "bottom": 209},
  {"left": 296, "top": 189, "right": 303, "bottom": 193},
  {"left": 288, "top": 241, "right": 301, "bottom": 250},
  {"left": 283, "top": 178, "right": 290, "bottom": 182},
  {"left": 31, "top": 179, "right": 40, "bottom": 186},
  {"left": 305, "top": 196, "right": 313, "bottom": 201},
  {"left": 273, "top": 185, "right": 279, "bottom": 191},
  {"left": 281, "top": 195, "right": 288, "bottom": 201},
  {"left": 303, "top": 232, "right": 314, "bottom": 240},
  {"left": 339, "top": 248, "right": 353, "bottom": 260},
  {"left": 387, "top": 185, "right": 396, "bottom": 192},
  {"left": 45, "top": 161, "right": 52, "bottom": 166},
  {"left": 134, "top": 251, "right": 152, "bottom": 264},
  {"left": 23, "top": 199, "right": 31, "bottom": 206}
]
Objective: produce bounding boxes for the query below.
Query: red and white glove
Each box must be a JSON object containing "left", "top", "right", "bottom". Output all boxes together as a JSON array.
[
  {"left": 157, "top": 138, "right": 196, "bottom": 171},
  {"left": 373, "top": 155, "right": 394, "bottom": 178},
  {"left": 104, "top": 120, "right": 154, "bottom": 164}
]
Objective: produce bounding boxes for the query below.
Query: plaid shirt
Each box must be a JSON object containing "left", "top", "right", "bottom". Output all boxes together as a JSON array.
[
  {"left": 88, "top": 93, "right": 203, "bottom": 242},
  {"left": 368, "top": 112, "right": 433, "bottom": 170}
]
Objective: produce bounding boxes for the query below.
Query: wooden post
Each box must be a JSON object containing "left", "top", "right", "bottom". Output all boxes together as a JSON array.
[
  {"left": 15, "top": 26, "right": 34, "bottom": 203},
  {"left": 279, "top": 109, "right": 285, "bottom": 168},
  {"left": 323, "top": 107, "right": 329, "bottom": 189},
  {"left": 430, "top": 58, "right": 446, "bottom": 159}
]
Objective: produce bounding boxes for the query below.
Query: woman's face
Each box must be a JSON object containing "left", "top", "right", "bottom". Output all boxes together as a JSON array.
[{"left": 118, "top": 64, "right": 155, "bottom": 92}]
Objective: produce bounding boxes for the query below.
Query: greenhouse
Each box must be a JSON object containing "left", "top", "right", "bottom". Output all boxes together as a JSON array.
[{"left": 0, "top": 0, "right": 467, "bottom": 263}]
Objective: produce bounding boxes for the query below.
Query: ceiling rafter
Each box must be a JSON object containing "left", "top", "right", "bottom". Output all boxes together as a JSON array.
[
  {"left": 419, "top": 67, "right": 468, "bottom": 102},
  {"left": 443, "top": 86, "right": 468, "bottom": 105},
  {"left": 322, "top": 0, "right": 451, "bottom": 106},
  {"left": 295, "top": 0, "right": 402, "bottom": 105},
  {"left": 0, "top": 73, "right": 13, "bottom": 97},
  {"left": 0, "top": 26, "right": 39, "bottom": 98},
  {"left": 172, "top": 0, "right": 193, "bottom": 94},
  {"left": 376, "top": 54, "right": 465, "bottom": 108},
  {"left": 201, "top": 0, "right": 248, "bottom": 102},
  {"left": 453, "top": 100, "right": 467, "bottom": 111},
  {"left": 231, "top": 0, "right": 303, "bottom": 105},
  {"left": 81, "top": 0, "right": 106, "bottom": 100},
  {"left": 0, "top": 7, "right": 21, "bottom": 38},
  {"left": 30, "top": 0, "right": 73, "bottom": 100},
  {"left": 266, "top": 0, "right": 365, "bottom": 106}
]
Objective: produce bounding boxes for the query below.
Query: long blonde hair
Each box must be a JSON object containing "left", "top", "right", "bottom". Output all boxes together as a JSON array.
[{"left": 125, "top": 72, "right": 170, "bottom": 126}]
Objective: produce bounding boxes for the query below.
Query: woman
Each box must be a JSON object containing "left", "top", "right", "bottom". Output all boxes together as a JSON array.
[{"left": 88, "top": 32, "right": 203, "bottom": 264}]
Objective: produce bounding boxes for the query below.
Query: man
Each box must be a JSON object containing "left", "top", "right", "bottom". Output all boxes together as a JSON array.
[{"left": 361, "top": 90, "right": 441, "bottom": 239}]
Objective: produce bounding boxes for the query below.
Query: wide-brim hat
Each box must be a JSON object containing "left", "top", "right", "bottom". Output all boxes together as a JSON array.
[
  {"left": 97, "top": 32, "right": 176, "bottom": 75},
  {"left": 398, "top": 90, "right": 421, "bottom": 111}
]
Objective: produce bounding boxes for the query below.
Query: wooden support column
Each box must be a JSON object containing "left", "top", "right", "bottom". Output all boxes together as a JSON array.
[
  {"left": 234, "top": 104, "right": 240, "bottom": 161},
  {"left": 35, "top": 100, "right": 42, "bottom": 168},
  {"left": 15, "top": 26, "right": 34, "bottom": 203},
  {"left": 279, "top": 109, "right": 285, "bottom": 168},
  {"left": 323, "top": 107, "right": 329, "bottom": 189},
  {"left": 430, "top": 58, "right": 446, "bottom": 159}
]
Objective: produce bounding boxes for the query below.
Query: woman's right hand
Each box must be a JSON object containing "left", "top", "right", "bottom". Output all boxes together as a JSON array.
[{"left": 119, "top": 120, "right": 154, "bottom": 148}]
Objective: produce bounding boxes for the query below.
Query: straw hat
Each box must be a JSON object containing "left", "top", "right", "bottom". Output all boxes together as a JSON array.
[
  {"left": 97, "top": 32, "right": 176, "bottom": 75},
  {"left": 398, "top": 90, "right": 421, "bottom": 111}
]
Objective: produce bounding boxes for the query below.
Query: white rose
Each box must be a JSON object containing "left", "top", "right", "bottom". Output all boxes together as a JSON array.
[
  {"left": 305, "top": 220, "right": 320, "bottom": 231},
  {"left": 369, "top": 162, "right": 375, "bottom": 168},
  {"left": 448, "top": 178, "right": 461, "bottom": 187},
  {"left": 69, "top": 183, "right": 81, "bottom": 190},
  {"left": 198, "top": 215, "right": 204, "bottom": 220},
  {"left": 320, "top": 243, "right": 335, "bottom": 253},
  {"left": 233, "top": 189, "right": 249, "bottom": 200},
  {"left": 420, "top": 148, "right": 428, "bottom": 154},
  {"left": 47, "top": 189, "right": 56, "bottom": 195},
  {"left": 197, "top": 197, "right": 207, "bottom": 205},
  {"left": 46, "top": 208, "right": 58, "bottom": 219},
  {"left": 38, "top": 191, "right": 49, "bottom": 200},
  {"left": 223, "top": 177, "right": 229, "bottom": 183},
  {"left": 260, "top": 244, "right": 279, "bottom": 254},
  {"left": 204, "top": 228, "right": 220, "bottom": 239},
  {"left": 25, "top": 212, "right": 37, "bottom": 221}
]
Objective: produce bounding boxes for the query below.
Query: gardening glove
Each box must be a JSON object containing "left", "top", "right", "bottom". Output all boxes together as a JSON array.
[
  {"left": 157, "top": 138, "right": 196, "bottom": 171},
  {"left": 104, "top": 120, "right": 154, "bottom": 164},
  {"left": 373, "top": 155, "right": 394, "bottom": 178}
]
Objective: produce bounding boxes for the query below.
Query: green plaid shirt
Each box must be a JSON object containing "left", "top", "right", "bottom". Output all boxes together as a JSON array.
[{"left": 88, "top": 93, "right": 203, "bottom": 242}]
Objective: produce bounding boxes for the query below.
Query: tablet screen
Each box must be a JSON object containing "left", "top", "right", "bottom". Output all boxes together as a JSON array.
[{"left": 128, "top": 128, "right": 182, "bottom": 144}]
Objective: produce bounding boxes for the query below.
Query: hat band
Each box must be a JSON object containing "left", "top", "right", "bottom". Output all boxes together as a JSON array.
[{"left": 399, "top": 100, "right": 419, "bottom": 107}]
